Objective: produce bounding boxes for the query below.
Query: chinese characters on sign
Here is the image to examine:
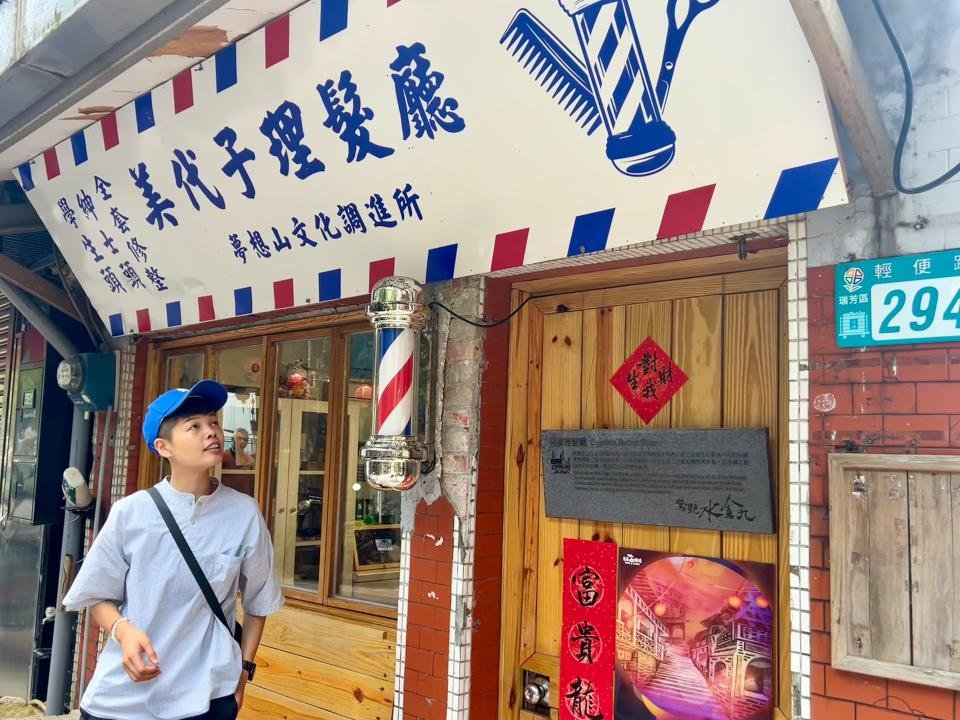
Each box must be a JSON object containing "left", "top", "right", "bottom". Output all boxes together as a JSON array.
[
  {"left": 675, "top": 495, "right": 757, "bottom": 524},
  {"left": 63, "top": 175, "right": 170, "bottom": 297},
  {"left": 561, "top": 539, "right": 616, "bottom": 720},
  {"left": 609, "top": 337, "right": 688, "bottom": 423},
  {"left": 225, "top": 183, "right": 423, "bottom": 265},
  {"left": 836, "top": 249, "right": 960, "bottom": 348},
  {"left": 569, "top": 620, "right": 602, "bottom": 665},
  {"left": 570, "top": 565, "right": 604, "bottom": 608},
  {"left": 390, "top": 43, "right": 466, "bottom": 141},
  {"left": 35, "top": 41, "right": 457, "bottom": 333}
]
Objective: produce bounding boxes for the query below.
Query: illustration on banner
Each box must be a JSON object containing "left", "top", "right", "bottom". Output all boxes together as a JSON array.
[
  {"left": 616, "top": 550, "right": 774, "bottom": 720},
  {"left": 501, "top": 0, "right": 719, "bottom": 177}
]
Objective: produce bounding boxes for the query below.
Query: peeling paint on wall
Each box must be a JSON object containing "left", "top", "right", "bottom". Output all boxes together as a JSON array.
[{"left": 151, "top": 25, "right": 229, "bottom": 59}]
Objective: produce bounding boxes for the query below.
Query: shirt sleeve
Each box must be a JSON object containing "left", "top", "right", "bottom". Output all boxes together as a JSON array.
[
  {"left": 238, "top": 512, "right": 284, "bottom": 617},
  {"left": 62, "top": 501, "right": 129, "bottom": 611}
]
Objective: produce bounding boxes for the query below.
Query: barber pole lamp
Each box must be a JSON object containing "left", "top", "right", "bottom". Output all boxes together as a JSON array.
[{"left": 361, "top": 277, "right": 430, "bottom": 491}]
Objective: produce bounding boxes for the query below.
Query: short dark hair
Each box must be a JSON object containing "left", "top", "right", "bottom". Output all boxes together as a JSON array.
[{"left": 156, "top": 397, "right": 220, "bottom": 443}]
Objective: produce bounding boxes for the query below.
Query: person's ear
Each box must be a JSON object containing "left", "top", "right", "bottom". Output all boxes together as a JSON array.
[{"left": 153, "top": 437, "right": 173, "bottom": 459}]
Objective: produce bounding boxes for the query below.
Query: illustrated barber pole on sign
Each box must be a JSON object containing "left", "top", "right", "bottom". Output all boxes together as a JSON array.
[
  {"left": 375, "top": 327, "right": 415, "bottom": 437},
  {"left": 561, "top": 539, "right": 617, "bottom": 720}
]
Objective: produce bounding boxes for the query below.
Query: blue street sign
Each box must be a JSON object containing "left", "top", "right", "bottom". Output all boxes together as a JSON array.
[{"left": 835, "top": 249, "right": 960, "bottom": 348}]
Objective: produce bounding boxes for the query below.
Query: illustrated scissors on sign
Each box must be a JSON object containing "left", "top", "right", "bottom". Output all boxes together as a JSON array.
[{"left": 658, "top": 0, "right": 721, "bottom": 107}]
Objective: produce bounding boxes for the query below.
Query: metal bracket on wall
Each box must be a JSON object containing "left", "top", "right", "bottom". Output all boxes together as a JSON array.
[{"left": 734, "top": 233, "right": 759, "bottom": 260}]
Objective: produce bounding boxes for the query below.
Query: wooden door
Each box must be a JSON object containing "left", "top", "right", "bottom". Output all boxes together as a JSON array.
[{"left": 500, "top": 262, "right": 789, "bottom": 719}]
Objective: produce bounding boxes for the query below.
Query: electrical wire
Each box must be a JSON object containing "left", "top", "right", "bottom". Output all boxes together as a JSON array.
[
  {"left": 428, "top": 293, "right": 545, "bottom": 328},
  {"left": 871, "top": 0, "right": 960, "bottom": 194}
]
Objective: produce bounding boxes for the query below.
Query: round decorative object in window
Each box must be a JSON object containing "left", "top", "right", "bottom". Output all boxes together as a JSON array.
[
  {"left": 279, "top": 359, "right": 312, "bottom": 398},
  {"left": 353, "top": 384, "right": 373, "bottom": 400}
]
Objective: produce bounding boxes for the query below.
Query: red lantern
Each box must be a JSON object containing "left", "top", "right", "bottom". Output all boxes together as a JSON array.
[
  {"left": 728, "top": 595, "right": 742, "bottom": 609},
  {"left": 755, "top": 595, "right": 770, "bottom": 609},
  {"left": 653, "top": 602, "right": 668, "bottom": 617}
]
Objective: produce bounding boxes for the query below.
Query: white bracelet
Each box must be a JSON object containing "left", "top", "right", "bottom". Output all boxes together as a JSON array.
[{"left": 110, "top": 617, "right": 131, "bottom": 643}]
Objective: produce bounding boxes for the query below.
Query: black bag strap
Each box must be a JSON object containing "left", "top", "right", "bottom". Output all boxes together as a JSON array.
[{"left": 147, "top": 486, "right": 230, "bottom": 632}]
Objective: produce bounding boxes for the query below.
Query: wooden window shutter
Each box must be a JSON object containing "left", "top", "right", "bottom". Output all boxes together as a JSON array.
[{"left": 830, "top": 453, "right": 960, "bottom": 689}]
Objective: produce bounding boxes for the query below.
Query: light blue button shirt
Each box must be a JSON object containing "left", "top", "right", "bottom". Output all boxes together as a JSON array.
[{"left": 63, "top": 479, "right": 283, "bottom": 720}]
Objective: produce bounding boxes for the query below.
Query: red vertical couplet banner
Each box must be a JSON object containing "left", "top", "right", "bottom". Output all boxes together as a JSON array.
[{"left": 560, "top": 538, "right": 617, "bottom": 720}]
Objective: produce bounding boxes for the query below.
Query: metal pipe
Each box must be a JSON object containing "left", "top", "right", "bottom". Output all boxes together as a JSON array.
[
  {"left": 0, "top": 277, "right": 78, "bottom": 359},
  {"left": 77, "top": 407, "right": 113, "bottom": 700},
  {"left": 45, "top": 406, "right": 92, "bottom": 715}
]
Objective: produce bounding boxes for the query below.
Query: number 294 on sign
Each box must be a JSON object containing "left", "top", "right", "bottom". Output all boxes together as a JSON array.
[{"left": 835, "top": 252, "right": 960, "bottom": 348}]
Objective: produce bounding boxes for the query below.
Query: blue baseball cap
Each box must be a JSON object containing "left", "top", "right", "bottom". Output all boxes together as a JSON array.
[{"left": 142, "top": 380, "right": 228, "bottom": 454}]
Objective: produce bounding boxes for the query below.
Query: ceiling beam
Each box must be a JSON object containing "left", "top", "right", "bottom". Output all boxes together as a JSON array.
[
  {"left": 0, "top": 251, "right": 79, "bottom": 320},
  {"left": 790, "top": 0, "right": 897, "bottom": 198}
]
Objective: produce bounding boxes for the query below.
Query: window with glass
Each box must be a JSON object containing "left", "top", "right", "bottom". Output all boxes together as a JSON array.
[
  {"left": 270, "top": 336, "right": 331, "bottom": 592},
  {"left": 214, "top": 344, "right": 263, "bottom": 497},
  {"left": 159, "top": 344, "right": 264, "bottom": 498},
  {"left": 334, "top": 331, "right": 400, "bottom": 607},
  {"left": 148, "top": 323, "right": 399, "bottom": 614}
]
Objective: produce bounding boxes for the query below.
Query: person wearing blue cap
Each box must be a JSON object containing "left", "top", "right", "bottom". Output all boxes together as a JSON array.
[{"left": 62, "top": 380, "right": 283, "bottom": 720}]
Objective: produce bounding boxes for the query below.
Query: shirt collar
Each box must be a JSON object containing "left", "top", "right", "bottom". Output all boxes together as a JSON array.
[{"left": 158, "top": 477, "right": 221, "bottom": 501}]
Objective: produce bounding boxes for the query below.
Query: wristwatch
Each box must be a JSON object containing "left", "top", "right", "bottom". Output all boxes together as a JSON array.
[{"left": 242, "top": 660, "right": 256, "bottom": 681}]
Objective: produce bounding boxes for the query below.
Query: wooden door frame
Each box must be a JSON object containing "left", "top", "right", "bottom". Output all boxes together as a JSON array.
[{"left": 497, "top": 245, "right": 792, "bottom": 720}]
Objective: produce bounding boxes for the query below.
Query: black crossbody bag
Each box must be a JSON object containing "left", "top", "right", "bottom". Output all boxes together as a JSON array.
[{"left": 147, "top": 486, "right": 243, "bottom": 644}]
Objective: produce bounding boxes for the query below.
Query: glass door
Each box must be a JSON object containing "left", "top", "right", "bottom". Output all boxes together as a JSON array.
[
  {"left": 273, "top": 399, "right": 328, "bottom": 589},
  {"left": 270, "top": 336, "right": 331, "bottom": 592},
  {"left": 213, "top": 343, "right": 264, "bottom": 497}
]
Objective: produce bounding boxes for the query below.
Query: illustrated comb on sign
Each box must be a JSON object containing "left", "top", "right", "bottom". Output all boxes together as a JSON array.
[{"left": 499, "top": 10, "right": 602, "bottom": 135}]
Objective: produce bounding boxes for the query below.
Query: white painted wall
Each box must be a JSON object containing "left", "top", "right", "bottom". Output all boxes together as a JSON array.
[{"left": 808, "top": 0, "right": 960, "bottom": 267}]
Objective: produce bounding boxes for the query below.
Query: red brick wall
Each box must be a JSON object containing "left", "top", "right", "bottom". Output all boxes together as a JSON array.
[
  {"left": 808, "top": 265, "right": 960, "bottom": 720},
  {"left": 469, "top": 278, "right": 510, "bottom": 718},
  {"left": 404, "top": 496, "right": 456, "bottom": 720}
]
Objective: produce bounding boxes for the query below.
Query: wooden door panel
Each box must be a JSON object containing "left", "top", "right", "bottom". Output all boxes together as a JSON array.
[
  {"left": 722, "top": 290, "right": 779, "bottom": 564},
  {"left": 536, "top": 311, "right": 583, "bottom": 657},
  {"left": 670, "top": 294, "right": 723, "bottom": 556},
  {"left": 579, "top": 306, "right": 625, "bottom": 546},
  {"left": 518, "top": 303, "right": 543, "bottom": 663},
  {"left": 620, "top": 300, "right": 672, "bottom": 552}
]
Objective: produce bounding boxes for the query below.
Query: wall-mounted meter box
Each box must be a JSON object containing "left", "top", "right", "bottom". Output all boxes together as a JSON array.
[{"left": 56, "top": 352, "right": 116, "bottom": 412}]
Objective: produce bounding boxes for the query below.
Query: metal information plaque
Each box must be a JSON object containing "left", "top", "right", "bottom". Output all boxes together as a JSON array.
[{"left": 542, "top": 429, "right": 774, "bottom": 534}]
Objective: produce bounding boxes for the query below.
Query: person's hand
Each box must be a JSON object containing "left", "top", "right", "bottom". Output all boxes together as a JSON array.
[
  {"left": 117, "top": 623, "right": 160, "bottom": 682},
  {"left": 234, "top": 672, "right": 248, "bottom": 712}
]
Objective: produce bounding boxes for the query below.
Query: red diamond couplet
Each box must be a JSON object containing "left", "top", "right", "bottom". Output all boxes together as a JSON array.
[{"left": 610, "top": 337, "right": 688, "bottom": 424}]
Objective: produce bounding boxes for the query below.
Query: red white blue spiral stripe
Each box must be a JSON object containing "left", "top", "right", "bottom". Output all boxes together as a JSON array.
[{"left": 376, "top": 327, "right": 414, "bottom": 436}]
